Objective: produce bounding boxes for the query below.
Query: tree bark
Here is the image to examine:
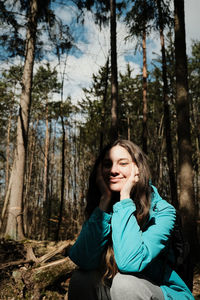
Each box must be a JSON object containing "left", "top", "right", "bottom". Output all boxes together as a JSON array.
[
  {"left": 142, "top": 28, "right": 148, "bottom": 154},
  {"left": 43, "top": 99, "right": 50, "bottom": 239},
  {"left": 100, "top": 57, "right": 109, "bottom": 151},
  {"left": 174, "top": 0, "right": 198, "bottom": 255},
  {"left": 56, "top": 115, "right": 65, "bottom": 241},
  {"left": 156, "top": 0, "right": 178, "bottom": 208},
  {"left": 5, "top": 114, "right": 11, "bottom": 192},
  {"left": 110, "top": 0, "right": 118, "bottom": 141},
  {"left": 5, "top": 0, "right": 38, "bottom": 240},
  {"left": 23, "top": 119, "right": 38, "bottom": 237}
]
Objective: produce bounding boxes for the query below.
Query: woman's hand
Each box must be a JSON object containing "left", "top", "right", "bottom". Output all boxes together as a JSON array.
[
  {"left": 120, "top": 163, "right": 139, "bottom": 200},
  {"left": 96, "top": 163, "right": 112, "bottom": 212}
]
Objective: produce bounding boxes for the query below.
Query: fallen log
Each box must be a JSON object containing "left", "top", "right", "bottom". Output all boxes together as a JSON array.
[
  {"left": 0, "top": 240, "right": 73, "bottom": 270},
  {"left": 0, "top": 239, "right": 76, "bottom": 299},
  {"left": 36, "top": 240, "right": 72, "bottom": 265},
  {"left": 21, "top": 256, "right": 76, "bottom": 299}
]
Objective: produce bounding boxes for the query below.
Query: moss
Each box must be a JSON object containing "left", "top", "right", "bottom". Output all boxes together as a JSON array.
[{"left": 0, "top": 280, "right": 24, "bottom": 299}]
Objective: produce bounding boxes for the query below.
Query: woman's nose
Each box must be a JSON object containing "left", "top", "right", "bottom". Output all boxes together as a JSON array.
[{"left": 110, "top": 163, "right": 119, "bottom": 174}]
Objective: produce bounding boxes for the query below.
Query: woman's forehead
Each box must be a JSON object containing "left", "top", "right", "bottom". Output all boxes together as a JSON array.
[{"left": 104, "top": 145, "right": 132, "bottom": 160}]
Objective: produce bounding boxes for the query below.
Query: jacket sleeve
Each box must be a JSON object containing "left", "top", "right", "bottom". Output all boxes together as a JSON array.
[
  {"left": 69, "top": 207, "right": 111, "bottom": 270},
  {"left": 111, "top": 191, "right": 176, "bottom": 273}
]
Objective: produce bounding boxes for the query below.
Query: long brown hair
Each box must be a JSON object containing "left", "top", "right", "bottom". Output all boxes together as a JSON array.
[{"left": 85, "top": 140, "right": 151, "bottom": 282}]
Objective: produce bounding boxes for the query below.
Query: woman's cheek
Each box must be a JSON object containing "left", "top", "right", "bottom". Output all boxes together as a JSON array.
[{"left": 126, "top": 165, "right": 133, "bottom": 177}]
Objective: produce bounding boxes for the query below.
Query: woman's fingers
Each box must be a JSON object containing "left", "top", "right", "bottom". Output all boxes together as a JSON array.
[{"left": 120, "top": 163, "right": 139, "bottom": 200}]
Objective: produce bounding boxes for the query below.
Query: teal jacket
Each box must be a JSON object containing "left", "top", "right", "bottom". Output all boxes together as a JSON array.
[{"left": 69, "top": 185, "right": 194, "bottom": 300}]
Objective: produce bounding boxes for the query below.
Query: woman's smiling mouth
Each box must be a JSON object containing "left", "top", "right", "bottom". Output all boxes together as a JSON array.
[{"left": 109, "top": 177, "right": 124, "bottom": 183}]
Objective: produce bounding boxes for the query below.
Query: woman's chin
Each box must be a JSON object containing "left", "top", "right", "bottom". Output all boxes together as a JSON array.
[
  {"left": 108, "top": 183, "right": 123, "bottom": 193},
  {"left": 109, "top": 187, "right": 121, "bottom": 193}
]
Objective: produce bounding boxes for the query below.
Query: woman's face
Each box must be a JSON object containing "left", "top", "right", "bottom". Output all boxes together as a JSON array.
[{"left": 102, "top": 145, "right": 137, "bottom": 193}]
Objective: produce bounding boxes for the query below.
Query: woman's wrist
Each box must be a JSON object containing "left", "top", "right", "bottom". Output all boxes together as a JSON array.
[{"left": 120, "top": 193, "right": 130, "bottom": 201}]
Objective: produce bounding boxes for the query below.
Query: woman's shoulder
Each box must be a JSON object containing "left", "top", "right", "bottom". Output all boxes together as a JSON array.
[{"left": 150, "top": 185, "right": 176, "bottom": 213}]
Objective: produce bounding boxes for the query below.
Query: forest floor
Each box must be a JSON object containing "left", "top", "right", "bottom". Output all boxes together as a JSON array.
[
  {"left": 0, "top": 239, "right": 199, "bottom": 299},
  {"left": 193, "top": 264, "right": 200, "bottom": 300}
]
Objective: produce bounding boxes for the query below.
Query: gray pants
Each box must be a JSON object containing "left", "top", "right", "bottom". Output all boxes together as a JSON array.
[{"left": 68, "top": 270, "right": 164, "bottom": 300}]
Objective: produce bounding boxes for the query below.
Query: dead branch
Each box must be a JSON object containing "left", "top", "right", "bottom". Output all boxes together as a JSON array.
[
  {"left": 0, "top": 259, "right": 33, "bottom": 270},
  {"left": 36, "top": 240, "right": 73, "bottom": 265},
  {"left": 25, "top": 243, "right": 39, "bottom": 263},
  {"left": 34, "top": 257, "right": 74, "bottom": 271}
]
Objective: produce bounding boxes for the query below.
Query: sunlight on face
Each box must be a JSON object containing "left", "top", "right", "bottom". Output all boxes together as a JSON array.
[{"left": 102, "top": 145, "right": 136, "bottom": 192}]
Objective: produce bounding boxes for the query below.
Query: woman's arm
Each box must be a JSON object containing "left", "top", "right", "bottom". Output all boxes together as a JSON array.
[
  {"left": 112, "top": 188, "right": 176, "bottom": 273},
  {"left": 69, "top": 207, "right": 111, "bottom": 270}
]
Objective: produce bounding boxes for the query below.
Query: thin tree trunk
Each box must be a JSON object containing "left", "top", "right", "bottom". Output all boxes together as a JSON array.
[
  {"left": 43, "top": 100, "right": 50, "bottom": 239},
  {"left": 142, "top": 28, "right": 148, "bottom": 154},
  {"left": 195, "top": 137, "right": 200, "bottom": 218},
  {"left": 56, "top": 116, "right": 65, "bottom": 241},
  {"left": 5, "top": 114, "right": 11, "bottom": 192},
  {"left": 5, "top": 0, "right": 38, "bottom": 240},
  {"left": 157, "top": 0, "right": 178, "bottom": 208},
  {"left": 100, "top": 57, "right": 109, "bottom": 151},
  {"left": 110, "top": 0, "right": 118, "bottom": 141},
  {"left": 23, "top": 122, "right": 36, "bottom": 236},
  {"left": 72, "top": 130, "right": 78, "bottom": 235},
  {"left": 157, "top": 115, "right": 165, "bottom": 189},
  {"left": 127, "top": 116, "right": 130, "bottom": 141},
  {"left": 56, "top": 54, "right": 68, "bottom": 241},
  {"left": 174, "top": 0, "right": 198, "bottom": 256},
  {"left": 0, "top": 164, "right": 14, "bottom": 232}
]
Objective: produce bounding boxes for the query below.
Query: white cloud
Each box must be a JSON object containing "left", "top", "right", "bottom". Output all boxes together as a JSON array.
[
  {"left": 62, "top": 1, "right": 199, "bottom": 104},
  {"left": 185, "top": 0, "right": 200, "bottom": 53},
  {"left": 2, "top": 1, "right": 199, "bottom": 105},
  {"left": 60, "top": 12, "right": 142, "bottom": 103},
  {"left": 62, "top": 13, "right": 111, "bottom": 101}
]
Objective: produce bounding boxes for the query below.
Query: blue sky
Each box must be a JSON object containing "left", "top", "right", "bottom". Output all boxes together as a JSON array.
[
  {"left": 1, "top": 0, "right": 200, "bottom": 104},
  {"left": 50, "top": 0, "right": 200, "bottom": 104}
]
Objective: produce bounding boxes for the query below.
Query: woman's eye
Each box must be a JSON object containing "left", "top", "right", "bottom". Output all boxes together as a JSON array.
[{"left": 120, "top": 162, "right": 128, "bottom": 166}]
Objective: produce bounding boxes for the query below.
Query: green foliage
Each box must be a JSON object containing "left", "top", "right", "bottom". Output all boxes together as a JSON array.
[
  {"left": 78, "top": 60, "right": 111, "bottom": 156},
  {"left": 0, "top": 64, "right": 22, "bottom": 153},
  {"left": 125, "top": 0, "right": 156, "bottom": 37},
  {"left": 118, "top": 64, "right": 143, "bottom": 141},
  {"left": 125, "top": 0, "right": 173, "bottom": 52},
  {"left": 33, "top": 63, "right": 61, "bottom": 100},
  {"left": 0, "top": 0, "right": 74, "bottom": 60}
]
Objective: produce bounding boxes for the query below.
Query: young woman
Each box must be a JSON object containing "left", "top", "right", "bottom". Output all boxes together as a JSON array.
[{"left": 68, "top": 139, "right": 194, "bottom": 300}]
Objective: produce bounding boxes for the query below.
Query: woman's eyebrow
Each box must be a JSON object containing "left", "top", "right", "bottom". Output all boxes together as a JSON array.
[{"left": 118, "top": 158, "right": 131, "bottom": 162}]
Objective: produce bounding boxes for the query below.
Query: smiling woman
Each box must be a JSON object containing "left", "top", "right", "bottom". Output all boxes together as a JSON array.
[
  {"left": 67, "top": 140, "right": 195, "bottom": 300},
  {"left": 102, "top": 145, "right": 139, "bottom": 193}
]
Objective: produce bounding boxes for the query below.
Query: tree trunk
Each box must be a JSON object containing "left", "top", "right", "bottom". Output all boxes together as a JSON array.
[
  {"left": 127, "top": 116, "right": 130, "bottom": 141},
  {"left": 43, "top": 99, "right": 50, "bottom": 239},
  {"left": 5, "top": 0, "right": 38, "bottom": 240},
  {"left": 110, "top": 0, "right": 118, "bottom": 141},
  {"left": 142, "top": 28, "right": 148, "bottom": 154},
  {"left": 23, "top": 122, "right": 36, "bottom": 236},
  {"left": 5, "top": 114, "right": 11, "bottom": 192},
  {"left": 56, "top": 115, "right": 65, "bottom": 241},
  {"left": 174, "top": 0, "right": 198, "bottom": 256},
  {"left": 100, "top": 57, "right": 109, "bottom": 151},
  {"left": 156, "top": 0, "right": 178, "bottom": 208}
]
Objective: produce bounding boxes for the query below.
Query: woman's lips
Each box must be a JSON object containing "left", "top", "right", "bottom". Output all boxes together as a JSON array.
[{"left": 109, "top": 177, "right": 123, "bottom": 183}]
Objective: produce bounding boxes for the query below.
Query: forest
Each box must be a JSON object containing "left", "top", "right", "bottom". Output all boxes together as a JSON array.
[{"left": 0, "top": 0, "right": 200, "bottom": 299}]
